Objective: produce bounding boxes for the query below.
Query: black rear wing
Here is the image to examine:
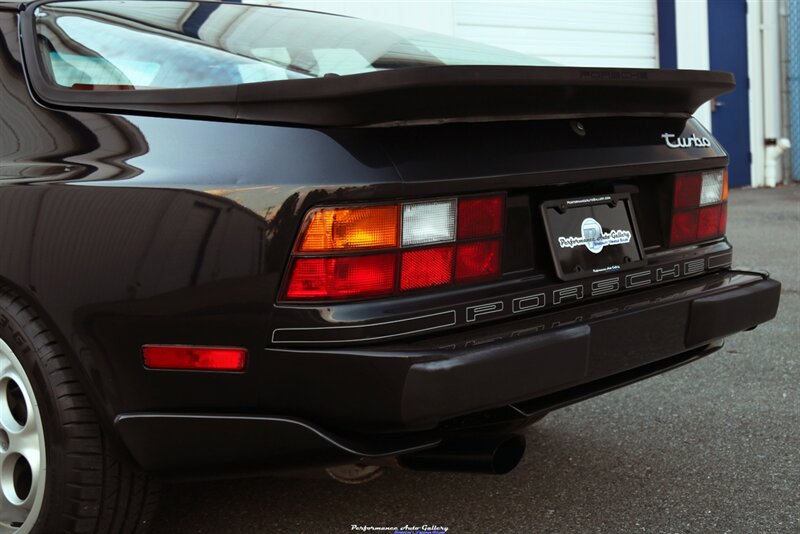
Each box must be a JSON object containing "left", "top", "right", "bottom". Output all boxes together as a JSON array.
[
  {"left": 238, "top": 66, "right": 735, "bottom": 127},
  {"left": 26, "top": 57, "right": 735, "bottom": 127}
]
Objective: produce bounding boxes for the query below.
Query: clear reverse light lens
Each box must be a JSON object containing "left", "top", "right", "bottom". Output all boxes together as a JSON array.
[
  {"left": 402, "top": 200, "right": 456, "bottom": 246},
  {"left": 700, "top": 170, "right": 725, "bottom": 206}
]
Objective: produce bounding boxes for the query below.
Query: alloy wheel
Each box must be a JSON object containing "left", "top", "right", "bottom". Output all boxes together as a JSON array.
[{"left": 0, "top": 338, "right": 45, "bottom": 534}]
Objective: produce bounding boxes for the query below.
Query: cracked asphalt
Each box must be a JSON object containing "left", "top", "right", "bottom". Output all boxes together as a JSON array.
[{"left": 153, "top": 184, "right": 799, "bottom": 534}]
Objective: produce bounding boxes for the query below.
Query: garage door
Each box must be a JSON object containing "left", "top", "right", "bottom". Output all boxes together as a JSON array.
[{"left": 454, "top": 1, "right": 658, "bottom": 68}]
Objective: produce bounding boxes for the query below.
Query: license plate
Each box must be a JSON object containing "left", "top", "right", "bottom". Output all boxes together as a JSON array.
[{"left": 541, "top": 193, "right": 646, "bottom": 281}]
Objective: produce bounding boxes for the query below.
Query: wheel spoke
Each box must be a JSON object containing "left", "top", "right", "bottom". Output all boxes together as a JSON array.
[
  {"left": 0, "top": 497, "right": 29, "bottom": 530},
  {"left": 0, "top": 376, "right": 24, "bottom": 435},
  {"left": 0, "top": 395, "right": 18, "bottom": 450},
  {"left": 6, "top": 433, "right": 39, "bottom": 470},
  {"left": 0, "top": 360, "right": 11, "bottom": 381}
]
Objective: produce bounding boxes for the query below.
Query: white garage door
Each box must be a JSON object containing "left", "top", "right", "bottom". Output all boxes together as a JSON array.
[{"left": 454, "top": 1, "right": 659, "bottom": 68}]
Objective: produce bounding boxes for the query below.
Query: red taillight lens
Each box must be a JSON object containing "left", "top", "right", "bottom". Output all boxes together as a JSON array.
[
  {"left": 673, "top": 173, "right": 702, "bottom": 209},
  {"left": 400, "top": 246, "right": 454, "bottom": 291},
  {"left": 669, "top": 210, "right": 699, "bottom": 245},
  {"left": 458, "top": 196, "right": 504, "bottom": 238},
  {"left": 143, "top": 346, "right": 247, "bottom": 372},
  {"left": 456, "top": 240, "right": 502, "bottom": 282},
  {"left": 669, "top": 169, "right": 728, "bottom": 247},
  {"left": 285, "top": 254, "right": 396, "bottom": 299},
  {"left": 697, "top": 204, "right": 722, "bottom": 239},
  {"left": 283, "top": 194, "right": 505, "bottom": 301}
]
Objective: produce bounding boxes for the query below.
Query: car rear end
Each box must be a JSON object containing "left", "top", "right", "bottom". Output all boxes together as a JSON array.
[
  {"left": 14, "top": 0, "right": 781, "bottom": 480},
  {"left": 259, "top": 115, "right": 779, "bottom": 427},
  {"left": 111, "top": 115, "right": 780, "bottom": 477}
]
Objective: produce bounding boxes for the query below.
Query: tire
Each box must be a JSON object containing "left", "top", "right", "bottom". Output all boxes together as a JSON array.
[{"left": 0, "top": 284, "right": 160, "bottom": 533}]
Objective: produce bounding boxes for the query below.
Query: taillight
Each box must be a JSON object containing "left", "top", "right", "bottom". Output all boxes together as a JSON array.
[
  {"left": 455, "top": 240, "right": 502, "bottom": 282},
  {"left": 400, "top": 245, "right": 454, "bottom": 291},
  {"left": 458, "top": 196, "right": 504, "bottom": 238},
  {"left": 297, "top": 205, "right": 399, "bottom": 252},
  {"left": 669, "top": 169, "right": 728, "bottom": 247},
  {"left": 283, "top": 195, "right": 505, "bottom": 301},
  {"left": 285, "top": 254, "right": 396, "bottom": 299}
]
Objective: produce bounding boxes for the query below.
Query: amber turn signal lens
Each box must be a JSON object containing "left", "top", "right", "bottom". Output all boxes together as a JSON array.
[
  {"left": 722, "top": 170, "right": 729, "bottom": 201},
  {"left": 297, "top": 205, "right": 399, "bottom": 253}
]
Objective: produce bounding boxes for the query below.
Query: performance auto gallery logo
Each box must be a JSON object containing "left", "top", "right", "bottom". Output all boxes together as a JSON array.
[
  {"left": 557, "top": 217, "right": 632, "bottom": 254},
  {"left": 351, "top": 525, "right": 448, "bottom": 534}
]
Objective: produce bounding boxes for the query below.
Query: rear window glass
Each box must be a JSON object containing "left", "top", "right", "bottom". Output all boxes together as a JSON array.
[{"left": 33, "top": 0, "right": 549, "bottom": 91}]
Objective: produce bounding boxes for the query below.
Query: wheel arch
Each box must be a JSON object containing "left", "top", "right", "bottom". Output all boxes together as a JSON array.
[{"left": 0, "top": 272, "right": 123, "bottom": 441}]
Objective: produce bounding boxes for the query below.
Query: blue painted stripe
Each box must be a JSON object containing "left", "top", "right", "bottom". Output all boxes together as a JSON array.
[
  {"left": 789, "top": 0, "right": 800, "bottom": 181},
  {"left": 657, "top": 0, "right": 677, "bottom": 69},
  {"left": 182, "top": 0, "right": 242, "bottom": 39},
  {"left": 182, "top": 4, "right": 220, "bottom": 39}
]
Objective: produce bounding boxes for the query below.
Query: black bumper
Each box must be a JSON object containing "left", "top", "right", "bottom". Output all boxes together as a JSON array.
[
  {"left": 402, "top": 272, "right": 781, "bottom": 427},
  {"left": 115, "top": 271, "right": 780, "bottom": 475}
]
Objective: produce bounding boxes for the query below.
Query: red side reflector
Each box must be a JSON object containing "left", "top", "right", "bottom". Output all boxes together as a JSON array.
[
  {"left": 697, "top": 204, "right": 722, "bottom": 239},
  {"left": 400, "top": 245, "right": 454, "bottom": 291},
  {"left": 673, "top": 173, "right": 702, "bottom": 209},
  {"left": 458, "top": 196, "right": 504, "bottom": 239},
  {"left": 285, "top": 254, "right": 396, "bottom": 299},
  {"left": 669, "top": 210, "right": 699, "bottom": 246},
  {"left": 455, "top": 239, "right": 501, "bottom": 282},
  {"left": 143, "top": 346, "right": 247, "bottom": 372}
]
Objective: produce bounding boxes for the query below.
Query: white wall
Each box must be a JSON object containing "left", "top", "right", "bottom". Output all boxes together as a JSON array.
[
  {"left": 747, "top": 0, "right": 766, "bottom": 187},
  {"left": 273, "top": 1, "right": 455, "bottom": 35},
  {"left": 759, "top": 0, "right": 789, "bottom": 186},
  {"left": 675, "top": 0, "right": 712, "bottom": 130},
  {"left": 746, "top": 0, "right": 790, "bottom": 187},
  {"left": 277, "top": 0, "right": 659, "bottom": 69},
  {"left": 454, "top": 1, "right": 659, "bottom": 68},
  {"left": 276, "top": 1, "right": 719, "bottom": 141}
]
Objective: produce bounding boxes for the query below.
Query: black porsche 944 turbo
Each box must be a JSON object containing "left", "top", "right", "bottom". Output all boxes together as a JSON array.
[{"left": 0, "top": 1, "right": 781, "bottom": 532}]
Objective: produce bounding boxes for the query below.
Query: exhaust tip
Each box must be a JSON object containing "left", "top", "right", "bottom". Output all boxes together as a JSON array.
[
  {"left": 399, "top": 434, "right": 526, "bottom": 475},
  {"left": 490, "top": 434, "right": 526, "bottom": 475}
]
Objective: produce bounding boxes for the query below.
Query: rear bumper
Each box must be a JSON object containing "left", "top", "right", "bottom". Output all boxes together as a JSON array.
[
  {"left": 115, "top": 271, "right": 780, "bottom": 475},
  {"left": 402, "top": 272, "right": 780, "bottom": 427}
]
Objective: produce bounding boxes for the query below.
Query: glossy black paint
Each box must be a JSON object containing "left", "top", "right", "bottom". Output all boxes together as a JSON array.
[
  {"left": 0, "top": 3, "right": 781, "bottom": 476},
  {"left": 117, "top": 272, "right": 779, "bottom": 476}
]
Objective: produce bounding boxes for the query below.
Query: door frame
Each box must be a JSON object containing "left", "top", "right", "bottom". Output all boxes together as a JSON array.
[{"left": 746, "top": 0, "right": 764, "bottom": 187}]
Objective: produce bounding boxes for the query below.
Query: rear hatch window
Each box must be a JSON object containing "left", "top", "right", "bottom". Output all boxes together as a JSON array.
[{"left": 33, "top": 0, "right": 550, "bottom": 91}]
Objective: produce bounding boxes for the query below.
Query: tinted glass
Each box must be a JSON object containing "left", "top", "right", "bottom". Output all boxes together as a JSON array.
[{"left": 34, "top": 1, "right": 549, "bottom": 91}]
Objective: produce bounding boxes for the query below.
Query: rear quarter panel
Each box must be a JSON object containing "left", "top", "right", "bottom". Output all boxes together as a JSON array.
[{"left": 0, "top": 8, "right": 403, "bottom": 425}]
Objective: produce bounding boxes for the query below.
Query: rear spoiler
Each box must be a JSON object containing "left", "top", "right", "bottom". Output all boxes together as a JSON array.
[
  {"left": 28, "top": 64, "right": 735, "bottom": 127},
  {"left": 238, "top": 66, "right": 735, "bottom": 127}
]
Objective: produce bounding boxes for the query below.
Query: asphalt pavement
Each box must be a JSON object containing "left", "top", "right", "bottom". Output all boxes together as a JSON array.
[{"left": 153, "top": 184, "right": 800, "bottom": 534}]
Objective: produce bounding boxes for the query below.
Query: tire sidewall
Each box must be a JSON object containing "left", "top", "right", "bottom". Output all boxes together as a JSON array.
[{"left": 0, "top": 300, "right": 66, "bottom": 534}]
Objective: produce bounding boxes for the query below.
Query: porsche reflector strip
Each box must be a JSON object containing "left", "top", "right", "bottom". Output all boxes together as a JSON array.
[{"left": 271, "top": 251, "right": 734, "bottom": 345}]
